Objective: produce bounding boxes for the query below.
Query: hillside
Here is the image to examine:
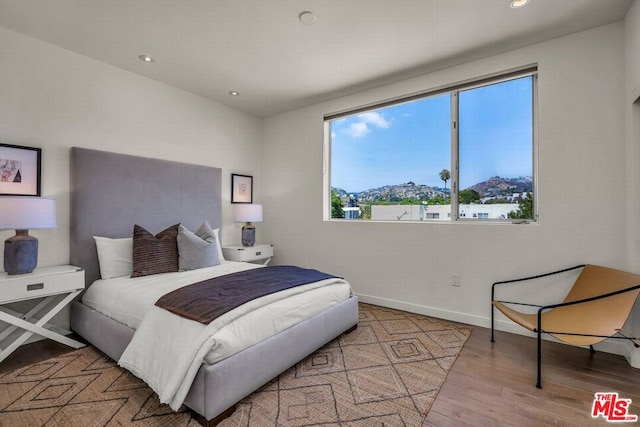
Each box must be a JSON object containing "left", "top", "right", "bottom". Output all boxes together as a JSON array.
[
  {"left": 334, "top": 176, "right": 532, "bottom": 203},
  {"left": 467, "top": 176, "right": 532, "bottom": 197}
]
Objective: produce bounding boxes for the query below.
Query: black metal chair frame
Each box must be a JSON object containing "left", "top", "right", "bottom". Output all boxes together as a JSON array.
[{"left": 491, "top": 264, "right": 640, "bottom": 388}]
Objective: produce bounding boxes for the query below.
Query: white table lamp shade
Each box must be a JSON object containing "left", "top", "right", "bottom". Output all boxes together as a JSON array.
[
  {"left": 0, "top": 197, "right": 56, "bottom": 230},
  {"left": 234, "top": 204, "right": 263, "bottom": 223}
]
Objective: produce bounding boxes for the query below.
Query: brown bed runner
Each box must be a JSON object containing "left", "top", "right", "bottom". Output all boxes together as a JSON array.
[{"left": 155, "top": 265, "right": 338, "bottom": 324}]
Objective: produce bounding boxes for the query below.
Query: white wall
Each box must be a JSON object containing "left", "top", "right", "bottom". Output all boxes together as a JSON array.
[
  {"left": 0, "top": 26, "right": 262, "bottom": 262},
  {"left": 624, "top": 0, "right": 640, "bottom": 366},
  {"left": 0, "top": 26, "right": 262, "bottom": 330},
  {"left": 263, "top": 23, "right": 634, "bottom": 359},
  {"left": 625, "top": 0, "right": 640, "bottom": 272}
]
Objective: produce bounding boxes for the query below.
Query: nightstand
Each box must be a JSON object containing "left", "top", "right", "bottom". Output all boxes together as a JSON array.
[
  {"left": 222, "top": 244, "right": 274, "bottom": 265},
  {"left": 0, "top": 265, "right": 86, "bottom": 363}
]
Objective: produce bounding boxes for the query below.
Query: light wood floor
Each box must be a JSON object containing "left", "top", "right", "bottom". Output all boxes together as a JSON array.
[
  {"left": 2, "top": 327, "right": 639, "bottom": 426},
  {"left": 425, "top": 327, "right": 640, "bottom": 426}
]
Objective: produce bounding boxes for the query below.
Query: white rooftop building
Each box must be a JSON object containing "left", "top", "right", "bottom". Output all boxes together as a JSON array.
[{"left": 369, "top": 203, "right": 520, "bottom": 221}]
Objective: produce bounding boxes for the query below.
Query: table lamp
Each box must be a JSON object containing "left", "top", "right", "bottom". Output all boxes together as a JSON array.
[
  {"left": 234, "top": 204, "right": 262, "bottom": 247},
  {"left": 0, "top": 197, "right": 56, "bottom": 275}
]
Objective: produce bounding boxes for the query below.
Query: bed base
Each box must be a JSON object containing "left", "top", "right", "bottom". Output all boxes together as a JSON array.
[
  {"left": 71, "top": 296, "right": 358, "bottom": 424},
  {"left": 191, "top": 405, "right": 236, "bottom": 427}
]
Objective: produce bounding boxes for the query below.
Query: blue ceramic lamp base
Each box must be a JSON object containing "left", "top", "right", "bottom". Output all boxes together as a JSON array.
[
  {"left": 4, "top": 230, "right": 38, "bottom": 275},
  {"left": 241, "top": 223, "right": 256, "bottom": 247}
]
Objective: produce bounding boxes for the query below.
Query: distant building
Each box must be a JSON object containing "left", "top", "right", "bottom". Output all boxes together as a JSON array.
[
  {"left": 370, "top": 203, "right": 520, "bottom": 221},
  {"left": 482, "top": 192, "right": 529, "bottom": 204},
  {"left": 343, "top": 207, "right": 360, "bottom": 219}
]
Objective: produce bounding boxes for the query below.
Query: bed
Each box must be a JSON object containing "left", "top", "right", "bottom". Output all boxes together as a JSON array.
[{"left": 68, "top": 147, "right": 358, "bottom": 426}]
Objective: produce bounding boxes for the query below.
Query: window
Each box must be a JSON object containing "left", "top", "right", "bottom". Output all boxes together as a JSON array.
[{"left": 325, "top": 68, "right": 536, "bottom": 223}]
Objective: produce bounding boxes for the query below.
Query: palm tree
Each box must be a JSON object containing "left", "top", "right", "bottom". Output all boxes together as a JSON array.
[{"left": 439, "top": 169, "right": 450, "bottom": 189}]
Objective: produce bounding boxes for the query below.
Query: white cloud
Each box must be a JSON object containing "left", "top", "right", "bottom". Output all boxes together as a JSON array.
[
  {"left": 338, "top": 111, "right": 391, "bottom": 139},
  {"left": 346, "top": 122, "right": 370, "bottom": 138},
  {"left": 358, "top": 112, "right": 390, "bottom": 129}
]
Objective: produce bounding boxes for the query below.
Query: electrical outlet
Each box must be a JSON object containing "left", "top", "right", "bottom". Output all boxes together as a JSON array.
[{"left": 451, "top": 273, "right": 461, "bottom": 287}]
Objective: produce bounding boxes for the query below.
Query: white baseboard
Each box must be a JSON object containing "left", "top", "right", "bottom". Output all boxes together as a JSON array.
[
  {"left": 355, "top": 293, "right": 640, "bottom": 368},
  {"left": 357, "top": 293, "right": 487, "bottom": 327}
]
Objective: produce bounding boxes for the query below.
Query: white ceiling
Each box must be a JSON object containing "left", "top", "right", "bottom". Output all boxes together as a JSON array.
[{"left": 0, "top": 0, "right": 633, "bottom": 117}]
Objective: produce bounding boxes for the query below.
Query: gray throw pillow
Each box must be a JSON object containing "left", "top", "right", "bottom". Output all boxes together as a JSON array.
[{"left": 177, "top": 223, "right": 220, "bottom": 271}]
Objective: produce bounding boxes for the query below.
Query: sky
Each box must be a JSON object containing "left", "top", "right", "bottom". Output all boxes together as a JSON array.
[{"left": 330, "top": 76, "right": 533, "bottom": 192}]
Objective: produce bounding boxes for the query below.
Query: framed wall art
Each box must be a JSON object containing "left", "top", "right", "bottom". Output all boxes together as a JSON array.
[
  {"left": 0, "top": 143, "right": 41, "bottom": 196},
  {"left": 231, "top": 173, "right": 253, "bottom": 203}
]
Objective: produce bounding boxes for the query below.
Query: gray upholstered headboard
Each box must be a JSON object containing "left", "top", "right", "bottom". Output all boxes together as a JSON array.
[{"left": 70, "top": 147, "right": 222, "bottom": 286}]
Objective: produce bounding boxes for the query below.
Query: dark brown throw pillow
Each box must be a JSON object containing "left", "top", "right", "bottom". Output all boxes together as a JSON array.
[{"left": 131, "top": 224, "right": 179, "bottom": 277}]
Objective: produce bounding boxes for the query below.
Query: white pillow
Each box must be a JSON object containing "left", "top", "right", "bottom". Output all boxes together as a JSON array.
[
  {"left": 93, "top": 236, "right": 133, "bottom": 279},
  {"left": 213, "top": 227, "right": 226, "bottom": 262}
]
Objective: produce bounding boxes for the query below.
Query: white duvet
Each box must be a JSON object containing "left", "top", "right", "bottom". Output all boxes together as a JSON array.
[{"left": 82, "top": 261, "right": 351, "bottom": 410}]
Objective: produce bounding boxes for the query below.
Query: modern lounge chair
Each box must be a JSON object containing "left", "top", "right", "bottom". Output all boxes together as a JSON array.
[{"left": 491, "top": 264, "right": 640, "bottom": 388}]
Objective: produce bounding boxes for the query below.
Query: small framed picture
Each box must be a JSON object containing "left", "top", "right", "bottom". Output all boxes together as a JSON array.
[
  {"left": 231, "top": 174, "right": 253, "bottom": 203},
  {"left": 0, "top": 143, "right": 41, "bottom": 196}
]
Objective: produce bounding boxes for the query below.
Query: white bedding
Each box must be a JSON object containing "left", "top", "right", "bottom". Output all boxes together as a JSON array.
[
  {"left": 82, "top": 261, "right": 352, "bottom": 410},
  {"left": 83, "top": 261, "right": 263, "bottom": 329}
]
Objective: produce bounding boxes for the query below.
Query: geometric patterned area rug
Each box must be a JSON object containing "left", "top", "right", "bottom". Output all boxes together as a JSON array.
[{"left": 0, "top": 303, "right": 471, "bottom": 427}]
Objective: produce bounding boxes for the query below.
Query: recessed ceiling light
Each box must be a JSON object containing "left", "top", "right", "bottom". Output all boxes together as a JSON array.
[
  {"left": 298, "top": 11, "right": 317, "bottom": 25},
  {"left": 510, "top": 0, "right": 530, "bottom": 8},
  {"left": 139, "top": 54, "right": 154, "bottom": 63},
  {"left": 228, "top": 91, "right": 240, "bottom": 96}
]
